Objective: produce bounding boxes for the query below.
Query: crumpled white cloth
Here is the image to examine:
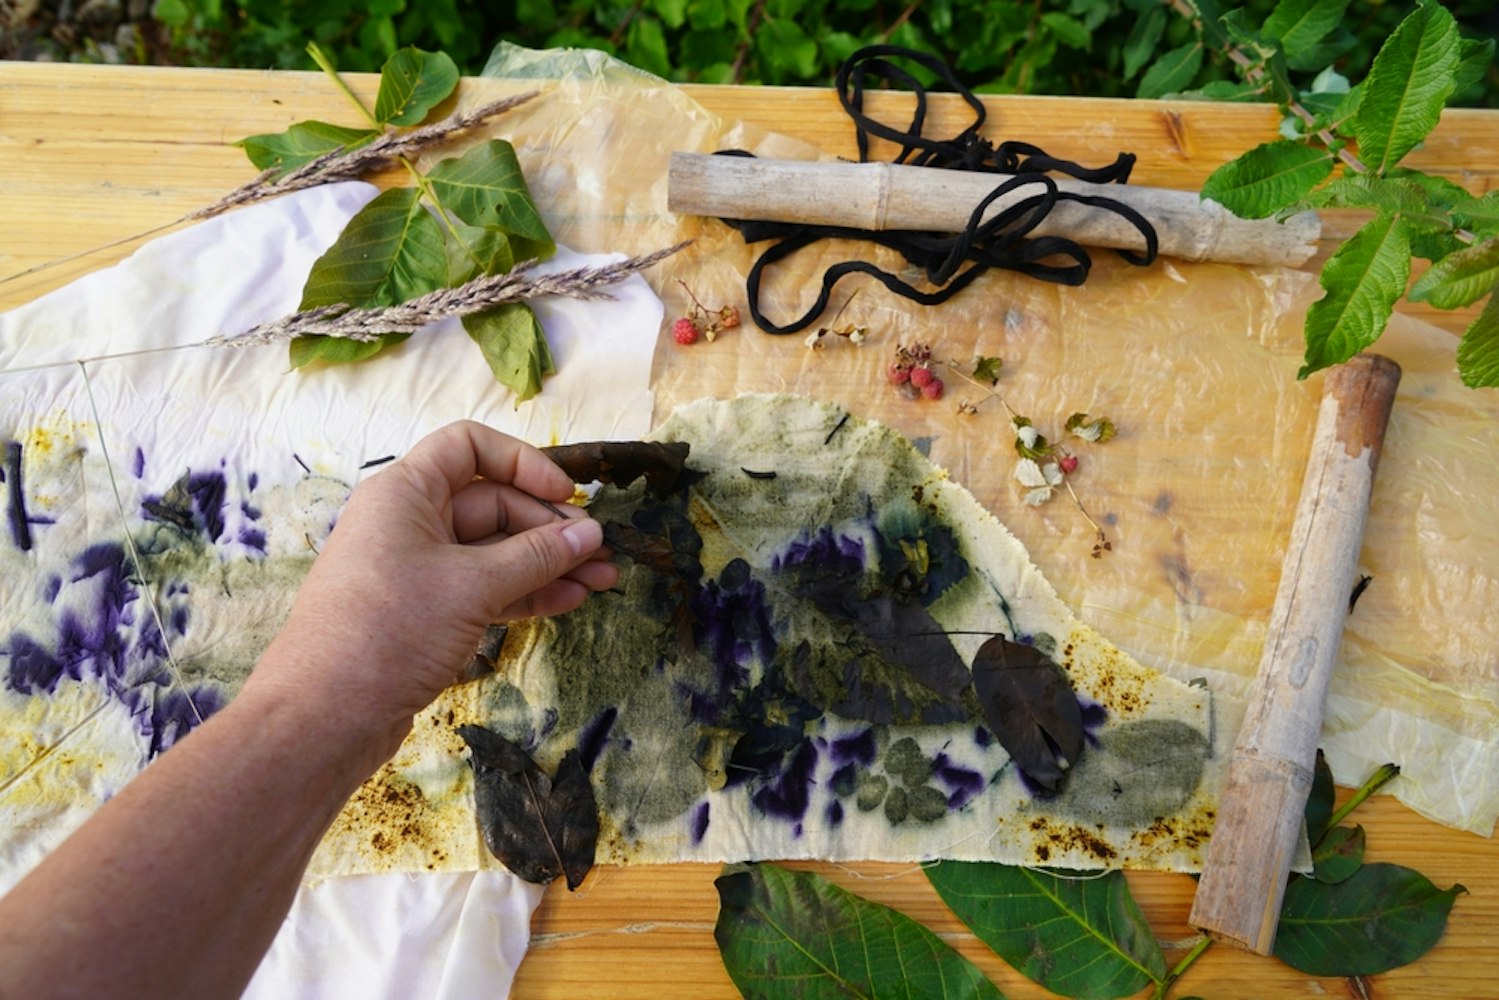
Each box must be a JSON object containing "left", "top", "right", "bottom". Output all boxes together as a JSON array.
[{"left": 0, "top": 182, "right": 663, "bottom": 996}]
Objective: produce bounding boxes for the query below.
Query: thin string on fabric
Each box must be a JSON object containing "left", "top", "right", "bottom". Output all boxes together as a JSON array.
[
  {"left": 717, "top": 45, "right": 1160, "bottom": 335},
  {"left": 77, "top": 358, "right": 206, "bottom": 729}
]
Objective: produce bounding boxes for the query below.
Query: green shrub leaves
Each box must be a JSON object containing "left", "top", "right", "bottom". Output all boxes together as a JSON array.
[{"left": 1195, "top": 0, "right": 1498, "bottom": 385}]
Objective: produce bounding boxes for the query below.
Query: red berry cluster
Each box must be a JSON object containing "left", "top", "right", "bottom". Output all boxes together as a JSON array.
[
  {"left": 673, "top": 281, "right": 741, "bottom": 346},
  {"left": 887, "top": 343, "right": 944, "bottom": 400}
]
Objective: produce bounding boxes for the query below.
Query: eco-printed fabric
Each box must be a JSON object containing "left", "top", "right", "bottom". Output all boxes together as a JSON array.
[{"left": 0, "top": 182, "right": 660, "bottom": 997}]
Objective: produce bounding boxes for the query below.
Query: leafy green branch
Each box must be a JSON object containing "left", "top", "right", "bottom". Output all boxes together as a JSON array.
[
  {"left": 715, "top": 755, "right": 1464, "bottom": 998},
  {"left": 1159, "top": 0, "right": 1498, "bottom": 386},
  {"left": 239, "top": 45, "right": 564, "bottom": 401}
]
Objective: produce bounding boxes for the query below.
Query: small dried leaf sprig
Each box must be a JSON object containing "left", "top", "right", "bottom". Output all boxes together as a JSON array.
[
  {"left": 207, "top": 242, "right": 687, "bottom": 348},
  {"left": 672, "top": 279, "right": 741, "bottom": 345},
  {"left": 803, "top": 292, "right": 869, "bottom": 352},
  {"left": 893, "top": 347, "right": 1118, "bottom": 557}
]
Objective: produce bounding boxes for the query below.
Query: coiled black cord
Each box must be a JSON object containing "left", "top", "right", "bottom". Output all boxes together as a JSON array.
[{"left": 716, "top": 45, "right": 1160, "bottom": 335}]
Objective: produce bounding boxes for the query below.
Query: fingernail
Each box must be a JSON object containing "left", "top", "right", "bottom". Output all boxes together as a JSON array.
[{"left": 560, "top": 517, "right": 603, "bottom": 557}]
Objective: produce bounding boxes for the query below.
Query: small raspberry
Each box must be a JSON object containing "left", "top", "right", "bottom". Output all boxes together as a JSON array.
[
  {"left": 672, "top": 317, "right": 700, "bottom": 345},
  {"left": 921, "top": 377, "right": 945, "bottom": 400},
  {"left": 909, "top": 365, "right": 935, "bottom": 388},
  {"left": 887, "top": 364, "right": 910, "bottom": 385},
  {"left": 1059, "top": 455, "right": 1079, "bottom": 474},
  {"left": 718, "top": 305, "right": 741, "bottom": 330}
]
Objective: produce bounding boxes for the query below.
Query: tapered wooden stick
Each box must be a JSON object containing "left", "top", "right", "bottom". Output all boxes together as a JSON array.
[
  {"left": 668, "top": 152, "right": 1321, "bottom": 268},
  {"left": 1190, "top": 353, "right": 1402, "bottom": 954}
]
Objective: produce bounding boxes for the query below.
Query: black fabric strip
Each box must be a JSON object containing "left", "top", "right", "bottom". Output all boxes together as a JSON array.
[{"left": 717, "top": 45, "right": 1160, "bottom": 335}]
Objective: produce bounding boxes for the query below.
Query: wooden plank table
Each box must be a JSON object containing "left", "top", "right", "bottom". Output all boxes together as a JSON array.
[{"left": 2, "top": 61, "right": 1496, "bottom": 999}]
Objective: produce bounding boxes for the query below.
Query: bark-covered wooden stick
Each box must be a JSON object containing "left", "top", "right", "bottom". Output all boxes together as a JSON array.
[
  {"left": 1189, "top": 353, "right": 1402, "bottom": 954},
  {"left": 668, "top": 152, "right": 1321, "bottom": 268}
]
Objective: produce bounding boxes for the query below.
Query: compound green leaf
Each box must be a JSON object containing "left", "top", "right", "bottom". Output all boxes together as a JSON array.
[
  {"left": 1457, "top": 293, "right": 1499, "bottom": 388},
  {"left": 1300, "top": 213, "right": 1410, "bottom": 378},
  {"left": 444, "top": 220, "right": 516, "bottom": 286},
  {"left": 426, "top": 140, "right": 555, "bottom": 260},
  {"left": 464, "top": 301, "right": 555, "bottom": 403},
  {"left": 293, "top": 186, "right": 446, "bottom": 368},
  {"left": 1261, "top": 0, "right": 1349, "bottom": 61},
  {"left": 1352, "top": 0, "right": 1461, "bottom": 175},
  {"left": 927, "top": 862, "right": 1165, "bottom": 1000},
  {"left": 1275, "top": 863, "right": 1466, "bottom": 976},
  {"left": 300, "top": 187, "right": 447, "bottom": 310},
  {"left": 1201, "top": 140, "right": 1333, "bottom": 219},
  {"left": 236, "top": 120, "right": 378, "bottom": 176},
  {"left": 1137, "top": 41, "right": 1203, "bottom": 99},
  {"left": 715, "top": 863, "right": 1004, "bottom": 1000},
  {"left": 1409, "top": 237, "right": 1499, "bottom": 308},
  {"left": 375, "top": 47, "right": 459, "bottom": 126}
]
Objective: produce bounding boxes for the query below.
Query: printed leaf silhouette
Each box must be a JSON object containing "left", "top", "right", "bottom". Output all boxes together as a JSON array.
[
  {"left": 542, "top": 441, "right": 692, "bottom": 496},
  {"left": 715, "top": 863, "right": 1002, "bottom": 1000},
  {"left": 1275, "top": 863, "right": 1466, "bottom": 975},
  {"left": 783, "top": 545, "right": 973, "bottom": 726},
  {"left": 971, "top": 635, "right": 1083, "bottom": 793},
  {"left": 927, "top": 861, "right": 1165, "bottom": 999},
  {"left": 457, "top": 724, "right": 597, "bottom": 890}
]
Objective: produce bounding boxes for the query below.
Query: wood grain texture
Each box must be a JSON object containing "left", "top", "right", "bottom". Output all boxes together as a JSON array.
[{"left": 0, "top": 62, "right": 1494, "bottom": 999}]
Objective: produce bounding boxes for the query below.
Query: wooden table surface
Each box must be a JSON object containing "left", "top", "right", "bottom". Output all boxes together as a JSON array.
[{"left": 2, "top": 61, "right": 1496, "bottom": 999}]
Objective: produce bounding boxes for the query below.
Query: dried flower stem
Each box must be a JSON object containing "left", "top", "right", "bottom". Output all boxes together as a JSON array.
[
  {"left": 188, "top": 91, "right": 539, "bottom": 221},
  {"left": 0, "top": 91, "right": 539, "bottom": 287},
  {"left": 208, "top": 242, "right": 689, "bottom": 348}
]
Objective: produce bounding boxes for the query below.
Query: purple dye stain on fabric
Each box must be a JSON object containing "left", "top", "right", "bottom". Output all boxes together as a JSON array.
[
  {"left": 830, "top": 727, "right": 877, "bottom": 767},
  {"left": 1080, "top": 699, "right": 1108, "bottom": 748},
  {"left": 247, "top": 472, "right": 259, "bottom": 491},
  {"left": 44, "top": 574, "right": 62, "bottom": 603},
  {"left": 2, "top": 631, "right": 65, "bottom": 695},
  {"left": 690, "top": 801, "right": 710, "bottom": 846},
  {"left": 4, "top": 440, "right": 33, "bottom": 552},
  {"left": 577, "top": 706, "right": 618, "bottom": 772},
  {"left": 3, "top": 539, "right": 220, "bottom": 757},
  {"left": 751, "top": 740, "right": 819, "bottom": 823},
  {"left": 826, "top": 799, "right": 844, "bottom": 828},
  {"left": 237, "top": 526, "right": 268, "bottom": 554},
  {"left": 131, "top": 447, "right": 145, "bottom": 479},
  {"left": 974, "top": 725, "right": 994, "bottom": 748},
  {"left": 931, "top": 752, "right": 985, "bottom": 809}
]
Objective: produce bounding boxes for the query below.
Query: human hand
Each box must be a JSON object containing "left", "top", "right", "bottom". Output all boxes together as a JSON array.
[{"left": 245, "top": 421, "right": 618, "bottom": 760}]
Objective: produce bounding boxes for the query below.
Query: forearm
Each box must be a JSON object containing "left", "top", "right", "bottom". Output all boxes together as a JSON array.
[{"left": 0, "top": 665, "right": 388, "bottom": 1000}]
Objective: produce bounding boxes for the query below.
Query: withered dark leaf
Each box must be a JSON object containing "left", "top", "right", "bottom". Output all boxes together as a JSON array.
[
  {"left": 457, "top": 724, "right": 598, "bottom": 890},
  {"left": 456, "top": 623, "right": 508, "bottom": 683},
  {"left": 541, "top": 440, "right": 691, "bottom": 495},
  {"left": 788, "top": 576, "right": 972, "bottom": 726},
  {"left": 971, "top": 636, "right": 1084, "bottom": 794}
]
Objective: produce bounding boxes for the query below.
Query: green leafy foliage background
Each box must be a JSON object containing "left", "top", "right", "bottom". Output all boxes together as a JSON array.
[{"left": 127, "top": 0, "right": 1497, "bottom": 107}]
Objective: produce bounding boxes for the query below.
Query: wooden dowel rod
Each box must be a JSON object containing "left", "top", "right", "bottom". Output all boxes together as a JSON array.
[
  {"left": 668, "top": 152, "right": 1321, "bottom": 268},
  {"left": 1189, "top": 354, "right": 1402, "bottom": 954}
]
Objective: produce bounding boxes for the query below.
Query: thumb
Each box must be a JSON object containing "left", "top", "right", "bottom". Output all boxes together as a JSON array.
[{"left": 474, "top": 516, "right": 605, "bottom": 616}]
